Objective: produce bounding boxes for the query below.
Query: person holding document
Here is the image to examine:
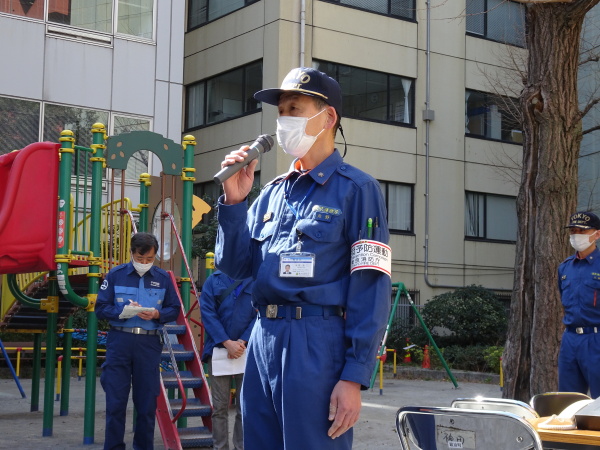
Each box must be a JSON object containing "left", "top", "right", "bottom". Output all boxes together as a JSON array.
[
  {"left": 215, "top": 67, "right": 391, "bottom": 449},
  {"left": 96, "top": 232, "right": 181, "bottom": 450},
  {"left": 200, "top": 270, "right": 255, "bottom": 450}
]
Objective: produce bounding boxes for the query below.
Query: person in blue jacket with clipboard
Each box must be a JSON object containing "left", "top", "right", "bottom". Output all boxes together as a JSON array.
[{"left": 201, "top": 270, "right": 256, "bottom": 450}]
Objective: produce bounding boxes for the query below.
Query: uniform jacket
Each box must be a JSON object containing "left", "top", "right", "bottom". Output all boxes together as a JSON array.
[
  {"left": 216, "top": 149, "right": 392, "bottom": 387},
  {"left": 96, "top": 262, "right": 181, "bottom": 330},
  {"left": 558, "top": 246, "right": 600, "bottom": 327},
  {"left": 199, "top": 270, "right": 256, "bottom": 362}
]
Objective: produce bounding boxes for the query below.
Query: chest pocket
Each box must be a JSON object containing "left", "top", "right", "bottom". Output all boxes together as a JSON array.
[
  {"left": 251, "top": 220, "right": 277, "bottom": 242},
  {"left": 583, "top": 278, "right": 600, "bottom": 291},
  {"left": 296, "top": 218, "right": 342, "bottom": 243},
  {"left": 114, "top": 287, "right": 138, "bottom": 304},
  {"left": 145, "top": 288, "right": 166, "bottom": 309}
]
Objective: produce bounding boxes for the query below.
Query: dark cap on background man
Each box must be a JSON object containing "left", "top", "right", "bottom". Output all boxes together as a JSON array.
[
  {"left": 566, "top": 211, "right": 600, "bottom": 229},
  {"left": 254, "top": 67, "right": 343, "bottom": 117}
]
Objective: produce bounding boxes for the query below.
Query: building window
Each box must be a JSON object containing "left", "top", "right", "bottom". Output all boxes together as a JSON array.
[
  {"left": 320, "top": 0, "right": 415, "bottom": 21},
  {"left": 1, "top": 0, "right": 44, "bottom": 19},
  {"left": 0, "top": 96, "right": 41, "bottom": 155},
  {"left": 379, "top": 181, "right": 413, "bottom": 233},
  {"left": 314, "top": 60, "right": 414, "bottom": 126},
  {"left": 2, "top": 1, "right": 154, "bottom": 39},
  {"left": 117, "top": 0, "right": 154, "bottom": 38},
  {"left": 185, "top": 61, "right": 262, "bottom": 130},
  {"left": 111, "top": 115, "right": 151, "bottom": 181},
  {"left": 188, "top": 0, "right": 259, "bottom": 30},
  {"left": 465, "top": 90, "right": 522, "bottom": 143},
  {"left": 466, "top": 0, "right": 526, "bottom": 47},
  {"left": 465, "top": 191, "right": 517, "bottom": 242}
]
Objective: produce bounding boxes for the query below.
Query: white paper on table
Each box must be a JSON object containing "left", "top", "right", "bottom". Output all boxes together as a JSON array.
[
  {"left": 118, "top": 305, "right": 156, "bottom": 319},
  {"left": 211, "top": 347, "right": 247, "bottom": 376}
]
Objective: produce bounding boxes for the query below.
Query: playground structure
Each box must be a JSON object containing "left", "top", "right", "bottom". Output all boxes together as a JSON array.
[{"left": 0, "top": 124, "right": 213, "bottom": 448}]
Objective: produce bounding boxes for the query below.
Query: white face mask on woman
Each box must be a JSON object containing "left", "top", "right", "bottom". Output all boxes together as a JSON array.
[
  {"left": 570, "top": 233, "right": 597, "bottom": 253},
  {"left": 276, "top": 109, "right": 326, "bottom": 159}
]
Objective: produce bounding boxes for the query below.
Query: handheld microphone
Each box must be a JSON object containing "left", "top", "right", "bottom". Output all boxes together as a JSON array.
[{"left": 213, "top": 134, "right": 274, "bottom": 185}]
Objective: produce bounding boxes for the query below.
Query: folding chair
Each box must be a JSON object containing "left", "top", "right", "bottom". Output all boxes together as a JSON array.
[
  {"left": 396, "top": 406, "right": 544, "bottom": 450},
  {"left": 530, "top": 392, "right": 591, "bottom": 417},
  {"left": 451, "top": 397, "right": 539, "bottom": 419}
]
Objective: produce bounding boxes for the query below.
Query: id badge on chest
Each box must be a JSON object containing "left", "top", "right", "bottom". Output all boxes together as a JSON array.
[{"left": 279, "top": 252, "right": 315, "bottom": 278}]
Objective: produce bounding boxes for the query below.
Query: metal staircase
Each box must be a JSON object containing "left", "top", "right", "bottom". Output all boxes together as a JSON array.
[{"left": 156, "top": 271, "right": 213, "bottom": 449}]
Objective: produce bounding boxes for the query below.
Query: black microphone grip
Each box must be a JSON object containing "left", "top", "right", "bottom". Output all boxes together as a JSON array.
[{"left": 213, "top": 134, "right": 274, "bottom": 185}]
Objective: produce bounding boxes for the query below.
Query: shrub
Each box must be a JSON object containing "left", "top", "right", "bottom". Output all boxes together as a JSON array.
[{"left": 410, "top": 285, "right": 507, "bottom": 347}]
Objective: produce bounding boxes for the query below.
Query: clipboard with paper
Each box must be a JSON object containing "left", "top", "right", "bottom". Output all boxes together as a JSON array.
[
  {"left": 211, "top": 347, "right": 247, "bottom": 376},
  {"left": 118, "top": 305, "right": 156, "bottom": 319}
]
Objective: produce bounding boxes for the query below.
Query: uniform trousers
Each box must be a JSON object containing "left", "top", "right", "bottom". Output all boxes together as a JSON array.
[
  {"left": 100, "top": 329, "right": 162, "bottom": 450},
  {"left": 209, "top": 358, "right": 244, "bottom": 450},
  {"left": 241, "top": 314, "right": 352, "bottom": 450},
  {"left": 558, "top": 330, "right": 600, "bottom": 398}
]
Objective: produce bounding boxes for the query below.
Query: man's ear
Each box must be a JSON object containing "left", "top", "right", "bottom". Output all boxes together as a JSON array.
[{"left": 324, "top": 106, "right": 337, "bottom": 130}]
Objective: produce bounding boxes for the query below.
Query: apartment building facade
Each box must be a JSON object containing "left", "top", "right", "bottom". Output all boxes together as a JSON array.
[
  {"left": 184, "top": 0, "right": 527, "bottom": 302},
  {"left": 0, "top": 0, "right": 186, "bottom": 201}
]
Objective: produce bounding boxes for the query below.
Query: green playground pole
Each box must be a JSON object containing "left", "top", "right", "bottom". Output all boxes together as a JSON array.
[
  {"left": 181, "top": 135, "right": 196, "bottom": 312},
  {"left": 60, "top": 315, "right": 73, "bottom": 415},
  {"left": 138, "top": 173, "right": 151, "bottom": 233},
  {"left": 31, "top": 332, "right": 42, "bottom": 412},
  {"left": 81, "top": 123, "right": 106, "bottom": 445},
  {"left": 42, "top": 282, "right": 59, "bottom": 436},
  {"left": 407, "top": 287, "right": 458, "bottom": 389}
]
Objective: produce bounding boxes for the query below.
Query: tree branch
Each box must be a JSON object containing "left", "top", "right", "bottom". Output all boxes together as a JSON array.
[
  {"left": 579, "top": 96, "right": 600, "bottom": 120},
  {"left": 582, "top": 123, "right": 600, "bottom": 136}
]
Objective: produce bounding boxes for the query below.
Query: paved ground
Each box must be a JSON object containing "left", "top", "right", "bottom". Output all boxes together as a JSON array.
[{"left": 0, "top": 374, "right": 502, "bottom": 449}]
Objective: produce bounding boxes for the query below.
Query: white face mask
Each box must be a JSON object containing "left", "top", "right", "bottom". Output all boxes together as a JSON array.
[
  {"left": 131, "top": 252, "right": 154, "bottom": 276},
  {"left": 276, "top": 109, "right": 326, "bottom": 159},
  {"left": 570, "top": 233, "right": 597, "bottom": 252}
]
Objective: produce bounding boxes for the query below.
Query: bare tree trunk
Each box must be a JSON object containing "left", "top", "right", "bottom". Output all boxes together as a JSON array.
[{"left": 503, "top": 1, "right": 599, "bottom": 401}]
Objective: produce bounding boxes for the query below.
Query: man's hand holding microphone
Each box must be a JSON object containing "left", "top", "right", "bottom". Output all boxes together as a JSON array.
[{"left": 213, "top": 134, "right": 274, "bottom": 205}]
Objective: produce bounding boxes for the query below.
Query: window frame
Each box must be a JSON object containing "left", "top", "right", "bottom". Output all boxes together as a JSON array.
[
  {"left": 465, "top": 0, "right": 526, "bottom": 48},
  {"left": 184, "top": 61, "right": 263, "bottom": 131},
  {"left": 187, "top": 0, "right": 260, "bottom": 31},
  {"left": 0, "top": 0, "right": 157, "bottom": 44},
  {"left": 464, "top": 191, "right": 517, "bottom": 243},
  {"left": 314, "top": 60, "right": 415, "bottom": 127},
  {"left": 378, "top": 180, "right": 414, "bottom": 234},
  {"left": 318, "top": 0, "right": 416, "bottom": 22},
  {"left": 465, "top": 89, "right": 522, "bottom": 145}
]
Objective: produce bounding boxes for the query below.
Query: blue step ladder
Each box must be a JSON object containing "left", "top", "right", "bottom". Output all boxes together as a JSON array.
[{"left": 156, "top": 271, "right": 213, "bottom": 449}]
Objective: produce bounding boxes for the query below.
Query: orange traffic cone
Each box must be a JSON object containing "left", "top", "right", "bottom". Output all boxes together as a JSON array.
[
  {"left": 403, "top": 338, "right": 412, "bottom": 363},
  {"left": 422, "top": 345, "right": 431, "bottom": 369}
]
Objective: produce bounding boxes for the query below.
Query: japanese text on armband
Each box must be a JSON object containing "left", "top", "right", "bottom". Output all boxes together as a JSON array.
[{"left": 350, "top": 240, "right": 392, "bottom": 277}]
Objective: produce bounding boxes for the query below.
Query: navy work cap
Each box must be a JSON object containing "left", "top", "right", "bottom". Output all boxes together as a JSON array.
[
  {"left": 254, "top": 67, "right": 343, "bottom": 116},
  {"left": 566, "top": 211, "right": 600, "bottom": 229}
]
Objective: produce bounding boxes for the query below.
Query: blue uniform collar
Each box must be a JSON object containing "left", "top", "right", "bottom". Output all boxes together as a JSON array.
[
  {"left": 576, "top": 246, "right": 600, "bottom": 263},
  {"left": 287, "top": 149, "right": 343, "bottom": 186}
]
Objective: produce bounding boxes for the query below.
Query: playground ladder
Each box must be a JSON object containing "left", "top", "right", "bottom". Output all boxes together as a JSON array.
[{"left": 156, "top": 271, "right": 213, "bottom": 449}]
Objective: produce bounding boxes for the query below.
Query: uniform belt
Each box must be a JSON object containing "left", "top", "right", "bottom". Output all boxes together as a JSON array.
[
  {"left": 567, "top": 326, "right": 600, "bottom": 335},
  {"left": 111, "top": 326, "right": 159, "bottom": 335},
  {"left": 258, "top": 304, "right": 344, "bottom": 320}
]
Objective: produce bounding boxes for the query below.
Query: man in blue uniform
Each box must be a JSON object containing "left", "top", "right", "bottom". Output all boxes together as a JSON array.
[
  {"left": 96, "top": 232, "right": 181, "bottom": 450},
  {"left": 215, "top": 67, "right": 392, "bottom": 449},
  {"left": 200, "top": 270, "right": 255, "bottom": 450},
  {"left": 558, "top": 211, "right": 600, "bottom": 397}
]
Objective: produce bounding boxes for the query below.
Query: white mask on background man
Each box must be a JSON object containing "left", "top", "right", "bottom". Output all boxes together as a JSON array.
[
  {"left": 276, "top": 109, "right": 326, "bottom": 159},
  {"left": 132, "top": 260, "right": 153, "bottom": 276},
  {"left": 570, "top": 233, "right": 596, "bottom": 253}
]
